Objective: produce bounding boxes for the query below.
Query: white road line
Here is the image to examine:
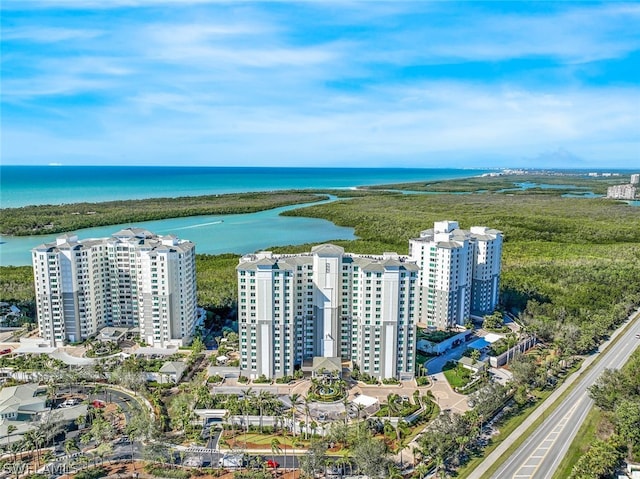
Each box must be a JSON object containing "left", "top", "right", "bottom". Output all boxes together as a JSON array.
[{"left": 511, "top": 401, "right": 582, "bottom": 478}]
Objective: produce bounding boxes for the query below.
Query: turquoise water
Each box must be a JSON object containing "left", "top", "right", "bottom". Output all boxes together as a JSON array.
[
  {"left": 0, "top": 166, "right": 486, "bottom": 266},
  {"left": 4, "top": 167, "right": 631, "bottom": 266},
  {"left": 0, "top": 165, "right": 486, "bottom": 208},
  {"left": 0, "top": 199, "right": 356, "bottom": 266}
]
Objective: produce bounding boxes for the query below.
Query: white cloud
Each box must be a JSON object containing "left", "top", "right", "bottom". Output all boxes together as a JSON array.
[
  {"left": 2, "top": 26, "right": 104, "bottom": 43},
  {"left": 1, "top": 2, "right": 638, "bottom": 168},
  {"left": 4, "top": 81, "right": 638, "bottom": 167}
]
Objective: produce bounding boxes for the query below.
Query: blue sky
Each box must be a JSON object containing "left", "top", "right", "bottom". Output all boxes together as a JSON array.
[{"left": 1, "top": 1, "right": 639, "bottom": 168}]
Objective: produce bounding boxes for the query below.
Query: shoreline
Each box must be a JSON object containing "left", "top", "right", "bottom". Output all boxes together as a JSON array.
[{"left": 0, "top": 166, "right": 488, "bottom": 209}]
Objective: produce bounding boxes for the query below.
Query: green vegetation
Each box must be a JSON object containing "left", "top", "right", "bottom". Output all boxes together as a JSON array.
[
  {"left": 72, "top": 467, "right": 108, "bottom": 479},
  {"left": 282, "top": 193, "right": 640, "bottom": 356},
  {"left": 0, "top": 188, "right": 396, "bottom": 236},
  {"left": 364, "top": 173, "right": 623, "bottom": 194},
  {"left": 0, "top": 191, "right": 328, "bottom": 236},
  {"left": 0, "top": 266, "right": 35, "bottom": 302},
  {"left": 442, "top": 361, "right": 473, "bottom": 389},
  {"left": 419, "top": 329, "right": 459, "bottom": 343},
  {"left": 144, "top": 463, "right": 191, "bottom": 479},
  {"left": 4, "top": 185, "right": 639, "bottom": 349},
  {"left": 558, "top": 347, "right": 640, "bottom": 478}
]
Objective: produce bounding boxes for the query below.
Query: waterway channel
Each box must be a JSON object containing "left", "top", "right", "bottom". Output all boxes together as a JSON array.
[{"left": 0, "top": 197, "right": 356, "bottom": 267}]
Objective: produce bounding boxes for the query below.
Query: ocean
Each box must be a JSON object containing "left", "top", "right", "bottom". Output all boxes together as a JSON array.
[
  {"left": 0, "top": 166, "right": 487, "bottom": 266},
  {"left": 0, "top": 165, "right": 486, "bottom": 208}
]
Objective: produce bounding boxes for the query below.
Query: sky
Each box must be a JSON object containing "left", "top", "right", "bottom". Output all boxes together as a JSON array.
[{"left": 1, "top": 1, "right": 639, "bottom": 168}]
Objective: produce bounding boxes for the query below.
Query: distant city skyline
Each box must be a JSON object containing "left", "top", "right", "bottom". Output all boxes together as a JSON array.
[{"left": 2, "top": 1, "right": 639, "bottom": 168}]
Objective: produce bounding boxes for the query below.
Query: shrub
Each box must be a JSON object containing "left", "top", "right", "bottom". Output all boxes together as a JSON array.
[
  {"left": 145, "top": 464, "right": 192, "bottom": 479},
  {"left": 74, "top": 467, "right": 108, "bottom": 479},
  {"left": 275, "top": 375, "right": 293, "bottom": 384},
  {"left": 253, "top": 374, "right": 271, "bottom": 384},
  {"left": 416, "top": 376, "right": 430, "bottom": 386}
]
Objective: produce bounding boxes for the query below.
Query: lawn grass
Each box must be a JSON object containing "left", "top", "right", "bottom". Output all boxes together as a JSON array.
[
  {"left": 442, "top": 362, "right": 472, "bottom": 389},
  {"left": 223, "top": 432, "right": 310, "bottom": 449}
]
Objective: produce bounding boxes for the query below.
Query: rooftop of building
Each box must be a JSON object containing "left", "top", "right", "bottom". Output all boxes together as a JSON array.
[
  {"left": 33, "top": 227, "right": 194, "bottom": 254},
  {"left": 412, "top": 222, "right": 502, "bottom": 246},
  {"left": 238, "top": 244, "right": 418, "bottom": 272},
  {"left": 0, "top": 383, "right": 47, "bottom": 417},
  {"left": 158, "top": 361, "right": 188, "bottom": 376}
]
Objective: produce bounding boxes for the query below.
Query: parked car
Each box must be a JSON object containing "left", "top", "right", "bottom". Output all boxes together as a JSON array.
[
  {"left": 219, "top": 453, "right": 246, "bottom": 469},
  {"left": 0, "top": 349, "right": 11, "bottom": 355},
  {"left": 266, "top": 459, "right": 279, "bottom": 468},
  {"left": 59, "top": 398, "right": 81, "bottom": 408},
  {"left": 92, "top": 399, "right": 106, "bottom": 408}
]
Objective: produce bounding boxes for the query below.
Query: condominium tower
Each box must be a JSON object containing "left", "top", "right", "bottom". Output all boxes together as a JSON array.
[
  {"left": 32, "top": 228, "right": 197, "bottom": 348},
  {"left": 607, "top": 184, "right": 638, "bottom": 200},
  {"left": 237, "top": 221, "right": 502, "bottom": 380},
  {"left": 409, "top": 221, "right": 503, "bottom": 330},
  {"left": 237, "top": 246, "right": 418, "bottom": 380}
]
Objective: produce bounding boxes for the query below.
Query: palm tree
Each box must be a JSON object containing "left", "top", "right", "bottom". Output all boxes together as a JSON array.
[
  {"left": 288, "top": 393, "right": 301, "bottom": 436},
  {"left": 292, "top": 437, "right": 302, "bottom": 460},
  {"left": 387, "top": 463, "right": 403, "bottom": 479},
  {"left": 354, "top": 402, "right": 367, "bottom": 439},
  {"left": 386, "top": 393, "right": 401, "bottom": 422},
  {"left": 9, "top": 439, "right": 25, "bottom": 464},
  {"left": 80, "top": 432, "right": 92, "bottom": 449},
  {"left": 270, "top": 437, "right": 282, "bottom": 469},
  {"left": 335, "top": 455, "right": 352, "bottom": 478},
  {"left": 6, "top": 424, "right": 17, "bottom": 448},
  {"left": 303, "top": 397, "right": 312, "bottom": 440},
  {"left": 239, "top": 387, "right": 254, "bottom": 451},
  {"left": 42, "top": 449, "right": 54, "bottom": 465},
  {"left": 65, "top": 438, "right": 80, "bottom": 457},
  {"left": 75, "top": 414, "right": 86, "bottom": 431},
  {"left": 95, "top": 442, "right": 113, "bottom": 465},
  {"left": 342, "top": 396, "right": 350, "bottom": 426},
  {"left": 257, "top": 390, "right": 270, "bottom": 433},
  {"left": 24, "top": 428, "right": 46, "bottom": 468},
  {"left": 7, "top": 459, "right": 25, "bottom": 479}
]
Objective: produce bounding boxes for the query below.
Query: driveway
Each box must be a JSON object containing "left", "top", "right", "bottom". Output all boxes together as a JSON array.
[{"left": 427, "top": 372, "right": 470, "bottom": 414}]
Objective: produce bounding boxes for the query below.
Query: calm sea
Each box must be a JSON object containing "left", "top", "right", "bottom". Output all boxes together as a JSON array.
[
  {"left": 0, "top": 166, "right": 487, "bottom": 266},
  {"left": 0, "top": 165, "right": 486, "bottom": 208}
]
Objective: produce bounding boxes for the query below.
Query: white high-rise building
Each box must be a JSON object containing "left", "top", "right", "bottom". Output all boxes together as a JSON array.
[
  {"left": 607, "top": 184, "right": 638, "bottom": 200},
  {"left": 237, "top": 221, "right": 502, "bottom": 380},
  {"left": 409, "top": 221, "right": 503, "bottom": 330},
  {"left": 32, "top": 228, "right": 197, "bottom": 348},
  {"left": 237, "top": 245, "right": 418, "bottom": 380},
  {"left": 630, "top": 174, "right": 639, "bottom": 185}
]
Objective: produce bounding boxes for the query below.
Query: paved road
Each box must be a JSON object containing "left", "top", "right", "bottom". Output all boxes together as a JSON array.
[{"left": 472, "top": 309, "right": 640, "bottom": 479}]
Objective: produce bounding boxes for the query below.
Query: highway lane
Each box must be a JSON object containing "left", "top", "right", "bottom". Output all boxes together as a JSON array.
[{"left": 486, "top": 309, "right": 640, "bottom": 479}]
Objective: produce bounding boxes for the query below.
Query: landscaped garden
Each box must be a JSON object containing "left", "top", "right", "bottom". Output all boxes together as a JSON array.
[
  {"left": 442, "top": 361, "right": 474, "bottom": 389},
  {"left": 306, "top": 377, "right": 348, "bottom": 402},
  {"left": 419, "top": 329, "right": 460, "bottom": 343}
]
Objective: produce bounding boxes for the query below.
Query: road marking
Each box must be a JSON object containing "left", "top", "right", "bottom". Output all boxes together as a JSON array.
[{"left": 510, "top": 400, "right": 582, "bottom": 478}]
